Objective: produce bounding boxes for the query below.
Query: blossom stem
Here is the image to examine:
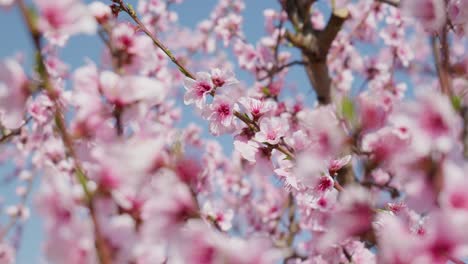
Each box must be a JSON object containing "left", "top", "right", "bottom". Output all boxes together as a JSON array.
[{"left": 117, "top": 0, "right": 196, "bottom": 79}]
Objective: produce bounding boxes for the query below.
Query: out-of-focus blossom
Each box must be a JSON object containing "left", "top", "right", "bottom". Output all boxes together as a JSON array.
[
  {"left": 0, "top": 58, "right": 28, "bottom": 129},
  {"left": 34, "top": 0, "right": 96, "bottom": 44}
]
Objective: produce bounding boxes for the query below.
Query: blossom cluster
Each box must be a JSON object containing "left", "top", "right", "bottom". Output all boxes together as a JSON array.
[{"left": 0, "top": 0, "right": 467, "bottom": 263}]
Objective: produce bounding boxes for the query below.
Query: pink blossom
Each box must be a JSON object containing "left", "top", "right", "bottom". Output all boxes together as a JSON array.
[
  {"left": 88, "top": 1, "right": 112, "bottom": 24},
  {"left": 448, "top": 0, "right": 468, "bottom": 28},
  {"left": 214, "top": 13, "right": 243, "bottom": 46},
  {"left": 0, "top": 58, "right": 28, "bottom": 129},
  {"left": 112, "top": 23, "right": 137, "bottom": 53},
  {"left": 233, "top": 139, "right": 260, "bottom": 162},
  {"left": 210, "top": 68, "right": 238, "bottom": 88},
  {"left": 99, "top": 71, "right": 166, "bottom": 107},
  {"left": 297, "top": 107, "right": 346, "bottom": 157},
  {"left": 141, "top": 175, "right": 198, "bottom": 237},
  {"left": 401, "top": 0, "right": 446, "bottom": 31},
  {"left": 238, "top": 97, "right": 275, "bottom": 118},
  {"left": 202, "top": 202, "right": 234, "bottom": 231},
  {"left": 0, "top": 243, "right": 15, "bottom": 264},
  {"left": 254, "top": 117, "right": 289, "bottom": 145},
  {"left": 0, "top": 0, "right": 14, "bottom": 7},
  {"left": 206, "top": 95, "right": 237, "bottom": 135},
  {"left": 440, "top": 162, "right": 468, "bottom": 211},
  {"left": 183, "top": 72, "right": 214, "bottom": 108},
  {"left": 328, "top": 155, "right": 352, "bottom": 176},
  {"left": 34, "top": 0, "right": 96, "bottom": 43}
]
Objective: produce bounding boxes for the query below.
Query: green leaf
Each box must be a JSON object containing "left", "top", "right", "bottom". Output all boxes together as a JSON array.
[
  {"left": 451, "top": 95, "right": 462, "bottom": 112},
  {"left": 341, "top": 97, "right": 355, "bottom": 122},
  {"left": 261, "top": 86, "right": 271, "bottom": 96}
]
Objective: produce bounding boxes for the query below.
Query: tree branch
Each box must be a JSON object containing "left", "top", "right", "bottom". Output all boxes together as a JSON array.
[
  {"left": 282, "top": 0, "right": 348, "bottom": 104},
  {"left": 117, "top": 0, "right": 195, "bottom": 80},
  {"left": 376, "top": 0, "right": 400, "bottom": 7}
]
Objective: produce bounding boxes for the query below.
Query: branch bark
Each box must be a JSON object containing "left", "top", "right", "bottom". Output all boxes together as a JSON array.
[{"left": 282, "top": 0, "right": 348, "bottom": 104}]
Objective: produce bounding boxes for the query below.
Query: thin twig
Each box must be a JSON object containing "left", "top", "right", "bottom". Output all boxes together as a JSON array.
[{"left": 117, "top": 0, "right": 195, "bottom": 79}]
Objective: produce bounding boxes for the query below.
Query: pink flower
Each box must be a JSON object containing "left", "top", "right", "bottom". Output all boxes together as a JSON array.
[
  {"left": 401, "top": 0, "right": 446, "bottom": 31},
  {"left": 112, "top": 23, "right": 137, "bottom": 53},
  {"left": 361, "top": 127, "right": 409, "bottom": 165},
  {"left": 0, "top": 243, "right": 15, "bottom": 264},
  {"left": 440, "top": 162, "right": 468, "bottom": 211},
  {"left": 448, "top": 0, "right": 468, "bottom": 27},
  {"left": 0, "top": 0, "right": 14, "bottom": 7},
  {"left": 88, "top": 1, "right": 112, "bottom": 24},
  {"left": 99, "top": 71, "right": 166, "bottom": 107},
  {"left": 141, "top": 175, "right": 197, "bottom": 237},
  {"left": 234, "top": 139, "right": 260, "bottom": 162},
  {"left": 234, "top": 41, "right": 258, "bottom": 72},
  {"left": 214, "top": 13, "right": 243, "bottom": 46},
  {"left": 34, "top": 0, "right": 96, "bottom": 43},
  {"left": 183, "top": 72, "right": 214, "bottom": 108},
  {"left": 254, "top": 117, "right": 289, "bottom": 145},
  {"left": 238, "top": 97, "right": 275, "bottom": 118},
  {"left": 206, "top": 95, "right": 237, "bottom": 135},
  {"left": 0, "top": 58, "right": 28, "bottom": 129},
  {"left": 297, "top": 107, "right": 346, "bottom": 157},
  {"left": 210, "top": 68, "right": 238, "bottom": 88},
  {"left": 328, "top": 155, "right": 352, "bottom": 176},
  {"left": 202, "top": 202, "right": 234, "bottom": 231}
]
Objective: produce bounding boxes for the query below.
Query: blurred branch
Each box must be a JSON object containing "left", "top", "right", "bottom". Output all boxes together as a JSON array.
[
  {"left": 116, "top": 0, "right": 196, "bottom": 79},
  {"left": 0, "top": 117, "right": 31, "bottom": 144},
  {"left": 16, "top": 1, "right": 112, "bottom": 263},
  {"left": 376, "top": 0, "right": 400, "bottom": 7},
  {"left": 432, "top": 31, "right": 452, "bottom": 96}
]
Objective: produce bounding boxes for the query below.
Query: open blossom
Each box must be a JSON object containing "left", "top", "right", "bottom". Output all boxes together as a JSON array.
[
  {"left": 210, "top": 68, "right": 238, "bottom": 88},
  {"left": 206, "top": 95, "right": 238, "bottom": 135},
  {"left": 0, "top": 58, "right": 28, "bottom": 129},
  {"left": 88, "top": 1, "right": 112, "bottom": 24},
  {"left": 233, "top": 139, "right": 261, "bottom": 162},
  {"left": 214, "top": 13, "right": 243, "bottom": 46},
  {"left": 34, "top": 0, "right": 96, "bottom": 43},
  {"left": 99, "top": 71, "right": 166, "bottom": 106},
  {"left": 254, "top": 117, "right": 289, "bottom": 145},
  {"left": 238, "top": 97, "right": 275, "bottom": 118},
  {"left": 112, "top": 23, "right": 137, "bottom": 52},
  {"left": 183, "top": 72, "right": 214, "bottom": 108},
  {"left": 202, "top": 202, "right": 234, "bottom": 231}
]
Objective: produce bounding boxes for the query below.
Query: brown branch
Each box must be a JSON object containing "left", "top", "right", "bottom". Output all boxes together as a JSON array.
[
  {"left": 462, "top": 106, "right": 468, "bottom": 158},
  {"left": 282, "top": 0, "right": 348, "bottom": 105},
  {"left": 0, "top": 117, "right": 32, "bottom": 144},
  {"left": 258, "top": 60, "right": 308, "bottom": 82},
  {"left": 376, "top": 0, "right": 400, "bottom": 7},
  {"left": 432, "top": 34, "right": 452, "bottom": 96}
]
